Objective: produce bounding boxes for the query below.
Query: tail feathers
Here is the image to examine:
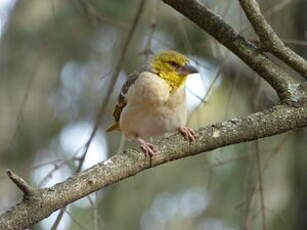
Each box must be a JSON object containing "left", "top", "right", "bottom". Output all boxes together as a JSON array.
[{"left": 106, "top": 123, "right": 120, "bottom": 132}]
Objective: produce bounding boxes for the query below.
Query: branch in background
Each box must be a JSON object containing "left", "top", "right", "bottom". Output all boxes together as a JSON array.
[
  {"left": 141, "top": 0, "right": 160, "bottom": 63},
  {"left": 0, "top": 103, "right": 307, "bottom": 229},
  {"left": 264, "top": 0, "right": 292, "bottom": 18},
  {"left": 249, "top": 39, "right": 307, "bottom": 48},
  {"left": 162, "top": 0, "right": 305, "bottom": 103},
  {"left": 282, "top": 39, "right": 307, "bottom": 48},
  {"left": 76, "top": 0, "right": 146, "bottom": 173},
  {"left": 50, "top": 0, "right": 147, "bottom": 228},
  {"left": 238, "top": 0, "right": 307, "bottom": 79}
]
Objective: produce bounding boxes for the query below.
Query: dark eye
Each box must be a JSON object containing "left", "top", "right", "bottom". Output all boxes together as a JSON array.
[{"left": 168, "top": 61, "right": 179, "bottom": 68}]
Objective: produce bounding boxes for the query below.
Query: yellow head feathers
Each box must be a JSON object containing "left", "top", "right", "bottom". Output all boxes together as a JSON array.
[{"left": 150, "top": 50, "right": 198, "bottom": 89}]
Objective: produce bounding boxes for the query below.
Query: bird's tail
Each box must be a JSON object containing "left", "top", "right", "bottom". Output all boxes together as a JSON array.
[{"left": 106, "top": 123, "right": 120, "bottom": 132}]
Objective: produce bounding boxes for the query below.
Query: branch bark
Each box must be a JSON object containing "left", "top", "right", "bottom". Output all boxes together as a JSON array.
[
  {"left": 1, "top": 104, "right": 307, "bottom": 230},
  {"left": 238, "top": 0, "right": 307, "bottom": 79},
  {"left": 162, "top": 0, "right": 304, "bottom": 103},
  {"left": 1, "top": 0, "right": 307, "bottom": 229}
]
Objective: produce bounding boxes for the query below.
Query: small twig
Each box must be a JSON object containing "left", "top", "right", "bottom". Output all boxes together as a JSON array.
[
  {"left": 141, "top": 0, "right": 160, "bottom": 63},
  {"left": 203, "top": 66, "right": 222, "bottom": 101},
  {"left": 221, "top": 0, "right": 233, "bottom": 18},
  {"left": 280, "top": 39, "right": 307, "bottom": 48},
  {"left": 50, "top": 209, "right": 65, "bottom": 230},
  {"left": 186, "top": 64, "right": 222, "bottom": 125},
  {"left": 186, "top": 88, "right": 208, "bottom": 104},
  {"left": 51, "top": 0, "right": 147, "bottom": 228},
  {"left": 4, "top": 52, "right": 43, "bottom": 156},
  {"left": 252, "top": 77, "right": 266, "bottom": 230},
  {"left": 242, "top": 77, "right": 264, "bottom": 229},
  {"left": 64, "top": 209, "right": 88, "bottom": 230},
  {"left": 92, "top": 193, "right": 99, "bottom": 230},
  {"left": 38, "top": 163, "right": 64, "bottom": 187},
  {"left": 207, "top": 153, "right": 251, "bottom": 171},
  {"left": 240, "top": 134, "right": 289, "bottom": 229},
  {"left": 254, "top": 141, "right": 267, "bottom": 230},
  {"left": 30, "top": 159, "right": 64, "bottom": 170},
  {"left": 75, "top": 0, "right": 128, "bottom": 29},
  {"left": 264, "top": 0, "right": 292, "bottom": 18},
  {"left": 263, "top": 133, "right": 290, "bottom": 170},
  {"left": 175, "top": 14, "right": 193, "bottom": 53},
  {"left": 6, "top": 169, "right": 35, "bottom": 197},
  {"left": 76, "top": 0, "right": 146, "bottom": 173},
  {"left": 249, "top": 38, "right": 307, "bottom": 48}
]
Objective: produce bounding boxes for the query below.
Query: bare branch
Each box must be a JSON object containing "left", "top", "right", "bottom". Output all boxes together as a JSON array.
[
  {"left": 254, "top": 141, "right": 266, "bottom": 230},
  {"left": 162, "top": 0, "right": 303, "bottom": 103},
  {"left": 0, "top": 1, "right": 306, "bottom": 229},
  {"left": 238, "top": 0, "right": 307, "bottom": 79},
  {"left": 282, "top": 39, "right": 307, "bottom": 48},
  {"left": 0, "top": 103, "right": 307, "bottom": 229},
  {"left": 249, "top": 39, "right": 307, "bottom": 48}
]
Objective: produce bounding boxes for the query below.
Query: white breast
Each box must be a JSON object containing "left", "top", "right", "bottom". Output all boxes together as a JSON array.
[{"left": 119, "top": 72, "right": 187, "bottom": 139}]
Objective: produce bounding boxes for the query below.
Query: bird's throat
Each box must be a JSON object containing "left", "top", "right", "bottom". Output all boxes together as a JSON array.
[{"left": 159, "top": 72, "right": 187, "bottom": 90}]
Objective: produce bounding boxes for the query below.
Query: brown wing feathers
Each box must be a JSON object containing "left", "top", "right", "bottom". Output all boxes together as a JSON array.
[{"left": 106, "top": 74, "right": 138, "bottom": 132}]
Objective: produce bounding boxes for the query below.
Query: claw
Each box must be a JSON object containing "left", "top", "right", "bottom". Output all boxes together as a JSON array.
[
  {"left": 178, "top": 127, "right": 196, "bottom": 142},
  {"left": 136, "top": 137, "right": 156, "bottom": 157}
]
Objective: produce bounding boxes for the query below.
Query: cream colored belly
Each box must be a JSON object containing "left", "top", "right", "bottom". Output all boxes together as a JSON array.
[{"left": 119, "top": 103, "right": 187, "bottom": 139}]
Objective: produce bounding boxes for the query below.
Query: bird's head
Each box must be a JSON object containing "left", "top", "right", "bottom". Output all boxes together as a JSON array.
[{"left": 150, "top": 50, "right": 198, "bottom": 89}]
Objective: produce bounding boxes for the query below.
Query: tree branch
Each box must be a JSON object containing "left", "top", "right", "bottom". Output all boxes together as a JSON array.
[
  {"left": 1, "top": 104, "right": 307, "bottom": 229},
  {"left": 162, "top": 0, "right": 303, "bottom": 103},
  {"left": 1, "top": 1, "right": 307, "bottom": 229},
  {"left": 238, "top": 0, "right": 307, "bottom": 79}
]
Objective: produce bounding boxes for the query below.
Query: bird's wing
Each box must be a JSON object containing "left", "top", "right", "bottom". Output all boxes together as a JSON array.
[
  {"left": 106, "top": 72, "right": 139, "bottom": 132},
  {"left": 113, "top": 73, "right": 138, "bottom": 122}
]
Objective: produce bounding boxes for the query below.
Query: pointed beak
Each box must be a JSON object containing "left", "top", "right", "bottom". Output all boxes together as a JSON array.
[{"left": 177, "top": 62, "right": 198, "bottom": 75}]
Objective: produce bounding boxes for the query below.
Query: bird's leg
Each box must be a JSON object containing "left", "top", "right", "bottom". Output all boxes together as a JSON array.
[
  {"left": 136, "top": 137, "right": 156, "bottom": 157},
  {"left": 178, "top": 127, "right": 196, "bottom": 142}
]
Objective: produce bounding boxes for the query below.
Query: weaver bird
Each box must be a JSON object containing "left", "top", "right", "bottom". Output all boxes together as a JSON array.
[{"left": 107, "top": 50, "right": 198, "bottom": 156}]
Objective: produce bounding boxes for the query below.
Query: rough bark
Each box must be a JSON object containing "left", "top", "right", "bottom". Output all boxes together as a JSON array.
[
  {"left": 0, "top": 0, "right": 307, "bottom": 229},
  {"left": 0, "top": 103, "right": 307, "bottom": 230},
  {"left": 162, "top": 0, "right": 307, "bottom": 102}
]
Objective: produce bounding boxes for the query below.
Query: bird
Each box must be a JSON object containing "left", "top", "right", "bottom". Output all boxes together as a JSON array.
[{"left": 106, "top": 50, "right": 198, "bottom": 156}]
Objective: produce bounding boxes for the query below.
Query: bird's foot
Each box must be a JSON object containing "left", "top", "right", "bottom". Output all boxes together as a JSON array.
[
  {"left": 178, "top": 127, "right": 196, "bottom": 142},
  {"left": 137, "top": 138, "right": 156, "bottom": 157}
]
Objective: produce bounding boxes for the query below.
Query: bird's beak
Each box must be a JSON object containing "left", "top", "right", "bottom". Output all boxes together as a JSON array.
[{"left": 177, "top": 62, "right": 198, "bottom": 75}]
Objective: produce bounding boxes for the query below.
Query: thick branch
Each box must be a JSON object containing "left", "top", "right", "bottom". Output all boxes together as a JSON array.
[
  {"left": 0, "top": 103, "right": 307, "bottom": 230},
  {"left": 239, "top": 0, "right": 307, "bottom": 79},
  {"left": 162, "top": 0, "right": 302, "bottom": 102},
  {"left": 1, "top": 1, "right": 306, "bottom": 229}
]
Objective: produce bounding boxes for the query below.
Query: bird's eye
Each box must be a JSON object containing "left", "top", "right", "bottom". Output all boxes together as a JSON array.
[{"left": 168, "top": 61, "right": 179, "bottom": 68}]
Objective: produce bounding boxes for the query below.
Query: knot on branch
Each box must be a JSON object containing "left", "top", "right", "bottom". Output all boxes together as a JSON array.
[{"left": 282, "top": 83, "right": 307, "bottom": 107}]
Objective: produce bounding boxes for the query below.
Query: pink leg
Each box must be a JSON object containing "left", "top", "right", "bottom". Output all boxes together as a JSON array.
[
  {"left": 178, "top": 127, "right": 197, "bottom": 142},
  {"left": 136, "top": 137, "right": 156, "bottom": 157}
]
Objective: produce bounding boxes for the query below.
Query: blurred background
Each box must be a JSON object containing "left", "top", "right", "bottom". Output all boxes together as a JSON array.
[{"left": 0, "top": 0, "right": 306, "bottom": 229}]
